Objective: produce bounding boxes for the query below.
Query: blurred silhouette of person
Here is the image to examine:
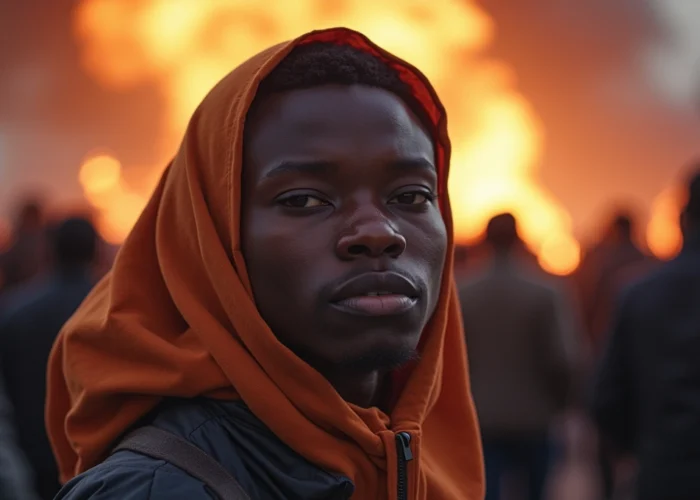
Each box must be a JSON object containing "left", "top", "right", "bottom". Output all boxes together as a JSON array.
[
  {"left": 576, "top": 211, "right": 654, "bottom": 356},
  {"left": 593, "top": 169, "right": 700, "bottom": 500},
  {"left": 0, "top": 372, "right": 40, "bottom": 499},
  {"left": 576, "top": 210, "right": 657, "bottom": 499},
  {"left": 0, "top": 217, "right": 98, "bottom": 499},
  {"left": 459, "top": 213, "right": 578, "bottom": 500},
  {"left": 0, "top": 199, "right": 48, "bottom": 293}
]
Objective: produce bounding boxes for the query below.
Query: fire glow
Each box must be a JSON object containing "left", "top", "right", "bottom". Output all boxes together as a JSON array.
[{"left": 75, "top": 0, "right": 595, "bottom": 274}]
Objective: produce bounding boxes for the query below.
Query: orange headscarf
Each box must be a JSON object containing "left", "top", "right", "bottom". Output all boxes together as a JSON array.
[{"left": 47, "top": 27, "right": 484, "bottom": 499}]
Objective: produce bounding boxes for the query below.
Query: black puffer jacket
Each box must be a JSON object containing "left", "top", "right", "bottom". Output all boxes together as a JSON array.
[{"left": 57, "top": 398, "right": 354, "bottom": 499}]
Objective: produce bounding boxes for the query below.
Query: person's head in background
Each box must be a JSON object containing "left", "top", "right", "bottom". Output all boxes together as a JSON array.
[
  {"left": 485, "top": 212, "right": 519, "bottom": 256},
  {"left": 14, "top": 199, "right": 44, "bottom": 233},
  {"left": 681, "top": 170, "right": 700, "bottom": 240},
  {"left": 612, "top": 213, "right": 634, "bottom": 241},
  {"left": 50, "top": 217, "right": 98, "bottom": 274},
  {"left": 599, "top": 210, "right": 637, "bottom": 246}
]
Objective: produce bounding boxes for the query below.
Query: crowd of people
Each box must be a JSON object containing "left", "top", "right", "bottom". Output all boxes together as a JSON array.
[
  {"left": 455, "top": 169, "right": 700, "bottom": 499},
  {"left": 0, "top": 27, "right": 698, "bottom": 500},
  {"left": 0, "top": 203, "right": 107, "bottom": 499}
]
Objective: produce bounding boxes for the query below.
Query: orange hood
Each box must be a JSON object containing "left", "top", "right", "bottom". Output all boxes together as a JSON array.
[{"left": 47, "top": 27, "right": 484, "bottom": 499}]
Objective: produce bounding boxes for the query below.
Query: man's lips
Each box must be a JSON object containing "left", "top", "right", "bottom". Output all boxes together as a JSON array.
[
  {"left": 329, "top": 272, "right": 420, "bottom": 316},
  {"left": 332, "top": 294, "right": 418, "bottom": 316}
]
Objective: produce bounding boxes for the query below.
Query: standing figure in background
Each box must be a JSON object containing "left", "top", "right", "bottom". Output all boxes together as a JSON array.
[
  {"left": 575, "top": 211, "right": 656, "bottom": 499},
  {"left": 460, "top": 213, "right": 578, "bottom": 500},
  {"left": 576, "top": 212, "right": 654, "bottom": 357},
  {"left": 0, "top": 200, "right": 48, "bottom": 294},
  {"left": 0, "top": 217, "right": 98, "bottom": 500},
  {"left": 593, "top": 170, "right": 700, "bottom": 500}
]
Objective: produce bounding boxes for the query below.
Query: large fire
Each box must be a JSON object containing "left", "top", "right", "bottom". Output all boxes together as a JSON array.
[
  {"left": 74, "top": 0, "right": 582, "bottom": 273},
  {"left": 646, "top": 186, "right": 683, "bottom": 260}
]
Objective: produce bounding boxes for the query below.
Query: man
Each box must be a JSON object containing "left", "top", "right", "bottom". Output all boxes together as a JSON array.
[
  {"left": 576, "top": 211, "right": 653, "bottom": 354},
  {"left": 575, "top": 211, "right": 658, "bottom": 499},
  {"left": 0, "top": 217, "right": 98, "bottom": 499},
  {"left": 460, "top": 213, "right": 577, "bottom": 500},
  {"left": 574, "top": 211, "right": 655, "bottom": 499},
  {"left": 0, "top": 199, "right": 47, "bottom": 294},
  {"left": 593, "top": 170, "right": 700, "bottom": 500},
  {"left": 48, "top": 28, "right": 484, "bottom": 499}
]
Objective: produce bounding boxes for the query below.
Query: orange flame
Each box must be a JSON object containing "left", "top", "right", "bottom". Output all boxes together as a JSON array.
[
  {"left": 74, "top": 0, "right": 580, "bottom": 275},
  {"left": 78, "top": 153, "right": 147, "bottom": 244},
  {"left": 647, "top": 186, "right": 683, "bottom": 260}
]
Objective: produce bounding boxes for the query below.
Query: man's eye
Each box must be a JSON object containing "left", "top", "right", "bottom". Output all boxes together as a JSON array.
[
  {"left": 389, "top": 191, "right": 434, "bottom": 205},
  {"left": 279, "top": 195, "right": 328, "bottom": 208}
]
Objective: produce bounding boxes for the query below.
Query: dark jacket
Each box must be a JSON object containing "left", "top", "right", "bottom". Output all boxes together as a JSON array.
[
  {"left": 57, "top": 398, "right": 354, "bottom": 499},
  {"left": 593, "top": 234, "right": 700, "bottom": 500},
  {"left": 0, "top": 270, "right": 95, "bottom": 499},
  {"left": 459, "top": 257, "right": 577, "bottom": 435}
]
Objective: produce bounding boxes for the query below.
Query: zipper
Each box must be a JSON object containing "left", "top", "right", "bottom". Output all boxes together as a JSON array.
[{"left": 395, "top": 431, "right": 413, "bottom": 500}]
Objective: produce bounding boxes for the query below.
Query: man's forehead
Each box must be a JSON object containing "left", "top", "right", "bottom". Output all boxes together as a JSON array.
[
  {"left": 244, "top": 86, "right": 434, "bottom": 172},
  {"left": 248, "top": 85, "right": 429, "bottom": 135}
]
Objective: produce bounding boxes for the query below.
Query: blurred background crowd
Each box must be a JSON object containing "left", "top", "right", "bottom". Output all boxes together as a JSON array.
[{"left": 1, "top": 0, "right": 699, "bottom": 499}]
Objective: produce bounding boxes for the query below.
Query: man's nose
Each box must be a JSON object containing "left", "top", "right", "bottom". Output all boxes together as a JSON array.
[{"left": 336, "top": 212, "right": 407, "bottom": 260}]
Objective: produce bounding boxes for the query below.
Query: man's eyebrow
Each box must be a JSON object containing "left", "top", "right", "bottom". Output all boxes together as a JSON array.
[{"left": 262, "top": 161, "right": 337, "bottom": 180}]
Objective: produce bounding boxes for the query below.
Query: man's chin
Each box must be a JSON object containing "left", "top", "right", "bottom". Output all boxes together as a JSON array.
[
  {"left": 329, "top": 344, "right": 420, "bottom": 375},
  {"left": 283, "top": 333, "right": 421, "bottom": 376}
]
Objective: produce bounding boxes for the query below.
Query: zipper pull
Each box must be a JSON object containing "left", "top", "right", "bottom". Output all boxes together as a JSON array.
[{"left": 396, "top": 431, "right": 413, "bottom": 461}]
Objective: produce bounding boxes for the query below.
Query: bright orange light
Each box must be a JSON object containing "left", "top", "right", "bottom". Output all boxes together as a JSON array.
[
  {"left": 539, "top": 233, "right": 581, "bottom": 276},
  {"left": 73, "top": 0, "right": 580, "bottom": 274},
  {"left": 647, "top": 186, "right": 683, "bottom": 260},
  {"left": 79, "top": 154, "right": 121, "bottom": 199},
  {"left": 78, "top": 153, "right": 147, "bottom": 244}
]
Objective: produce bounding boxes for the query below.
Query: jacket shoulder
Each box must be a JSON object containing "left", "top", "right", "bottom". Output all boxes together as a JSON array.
[
  {"left": 57, "top": 399, "right": 353, "bottom": 499},
  {"left": 55, "top": 450, "right": 215, "bottom": 499},
  {"left": 617, "top": 257, "right": 694, "bottom": 310}
]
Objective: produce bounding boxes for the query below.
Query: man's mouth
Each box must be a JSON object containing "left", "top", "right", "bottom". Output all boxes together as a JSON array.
[
  {"left": 329, "top": 272, "right": 420, "bottom": 317},
  {"left": 333, "top": 294, "right": 418, "bottom": 316}
]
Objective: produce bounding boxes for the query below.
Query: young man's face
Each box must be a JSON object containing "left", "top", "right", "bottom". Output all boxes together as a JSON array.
[{"left": 241, "top": 84, "right": 447, "bottom": 375}]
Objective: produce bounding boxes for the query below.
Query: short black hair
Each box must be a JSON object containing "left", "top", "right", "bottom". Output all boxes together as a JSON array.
[
  {"left": 485, "top": 213, "right": 519, "bottom": 250},
  {"left": 253, "top": 42, "right": 433, "bottom": 134},
  {"left": 50, "top": 217, "right": 98, "bottom": 269}
]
